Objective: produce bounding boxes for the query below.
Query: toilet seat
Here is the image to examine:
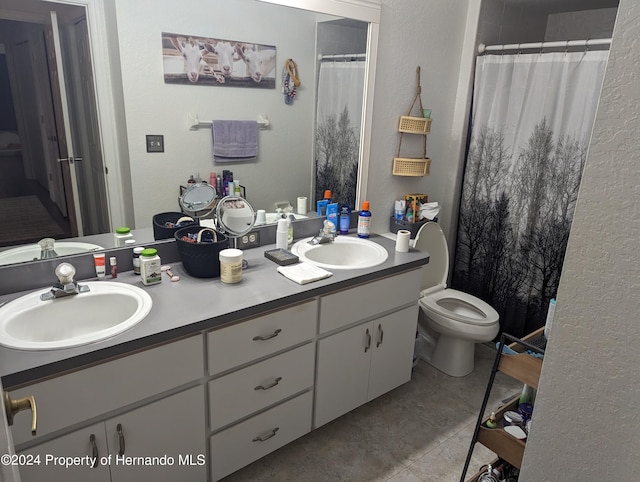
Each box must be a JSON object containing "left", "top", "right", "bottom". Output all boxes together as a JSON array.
[
  {"left": 419, "top": 287, "right": 499, "bottom": 326},
  {"left": 414, "top": 222, "right": 499, "bottom": 327}
]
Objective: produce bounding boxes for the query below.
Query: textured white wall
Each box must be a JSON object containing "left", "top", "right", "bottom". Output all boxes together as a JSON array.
[
  {"left": 520, "top": 1, "right": 640, "bottom": 480},
  {"left": 368, "top": 0, "right": 474, "bottom": 241}
]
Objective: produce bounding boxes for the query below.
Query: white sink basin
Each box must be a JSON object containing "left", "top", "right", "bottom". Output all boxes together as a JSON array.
[
  {"left": 291, "top": 236, "right": 388, "bottom": 270},
  {"left": 0, "top": 242, "right": 104, "bottom": 266},
  {"left": 0, "top": 282, "right": 152, "bottom": 350}
]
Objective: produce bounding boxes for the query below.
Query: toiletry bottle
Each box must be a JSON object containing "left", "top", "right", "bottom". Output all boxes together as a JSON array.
[
  {"left": 287, "top": 214, "right": 295, "bottom": 247},
  {"left": 357, "top": 201, "right": 371, "bottom": 238},
  {"left": 114, "top": 226, "right": 133, "bottom": 247},
  {"left": 339, "top": 204, "right": 351, "bottom": 234},
  {"left": 276, "top": 218, "right": 289, "bottom": 250},
  {"left": 140, "top": 248, "right": 162, "bottom": 285},
  {"left": 133, "top": 246, "right": 144, "bottom": 275},
  {"left": 93, "top": 253, "right": 106, "bottom": 279},
  {"left": 110, "top": 256, "right": 117, "bottom": 278}
]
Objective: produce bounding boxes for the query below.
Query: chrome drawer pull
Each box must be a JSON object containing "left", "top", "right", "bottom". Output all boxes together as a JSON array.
[
  {"left": 90, "top": 434, "right": 99, "bottom": 468},
  {"left": 254, "top": 377, "right": 283, "bottom": 391},
  {"left": 377, "top": 324, "right": 384, "bottom": 347},
  {"left": 252, "top": 427, "right": 279, "bottom": 442},
  {"left": 253, "top": 329, "right": 282, "bottom": 341}
]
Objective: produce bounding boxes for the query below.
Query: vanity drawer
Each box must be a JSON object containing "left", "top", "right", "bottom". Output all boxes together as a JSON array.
[
  {"left": 209, "top": 343, "right": 314, "bottom": 431},
  {"left": 10, "top": 335, "right": 203, "bottom": 446},
  {"left": 209, "top": 391, "right": 312, "bottom": 481},
  {"left": 208, "top": 299, "right": 317, "bottom": 375},
  {"left": 319, "top": 269, "right": 421, "bottom": 333}
]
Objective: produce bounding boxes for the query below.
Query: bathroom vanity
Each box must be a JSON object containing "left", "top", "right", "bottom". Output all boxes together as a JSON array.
[{"left": 0, "top": 235, "right": 428, "bottom": 481}]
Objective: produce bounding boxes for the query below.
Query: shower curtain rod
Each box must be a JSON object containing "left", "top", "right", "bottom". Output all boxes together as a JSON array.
[
  {"left": 318, "top": 53, "right": 366, "bottom": 61},
  {"left": 478, "top": 38, "right": 611, "bottom": 54}
]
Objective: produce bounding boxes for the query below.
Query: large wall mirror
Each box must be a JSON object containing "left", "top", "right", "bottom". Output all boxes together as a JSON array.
[{"left": 0, "top": 0, "right": 379, "bottom": 266}]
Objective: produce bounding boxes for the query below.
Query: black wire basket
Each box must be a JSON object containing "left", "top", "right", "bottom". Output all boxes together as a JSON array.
[
  {"left": 174, "top": 226, "right": 229, "bottom": 278},
  {"left": 153, "top": 212, "right": 198, "bottom": 240}
]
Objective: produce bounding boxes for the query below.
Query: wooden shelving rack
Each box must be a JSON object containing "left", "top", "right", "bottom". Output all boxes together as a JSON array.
[{"left": 461, "top": 328, "right": 545, "bottom": 481}]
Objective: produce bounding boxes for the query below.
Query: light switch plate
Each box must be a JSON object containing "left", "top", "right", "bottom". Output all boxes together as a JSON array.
[{"left": 146, "top": 135, "right": 164, "bottom": 153}]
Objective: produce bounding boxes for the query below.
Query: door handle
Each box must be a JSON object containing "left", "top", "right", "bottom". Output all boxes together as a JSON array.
[
  {"left": 57, "top": 156, "right": 83, "bottom": 164},
  {"left": 116, "top": 423, "right": 125, "bottom": 455},
  {"left": 3, "top": 392, "right": 37, "bottom": 435},
  {"left": 364, "top": 328, "right": 371, "bottom": 353},
  {"left": 377, "top": 324, "right": 384, "bottom": 347},
  {"left": 89, "top": 434, "right": 99, "bottom": 468}
]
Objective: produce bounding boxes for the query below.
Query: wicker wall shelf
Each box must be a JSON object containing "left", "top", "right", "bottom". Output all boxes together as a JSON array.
[
  {"left": 398, "top": 115, "right": 432, "bottom": 134},
  {"left": 392, "top": 157, "right": 431, "bottom": 176},
  {"left": 394, "top": 67, "right": 432, "bottom": 177}
]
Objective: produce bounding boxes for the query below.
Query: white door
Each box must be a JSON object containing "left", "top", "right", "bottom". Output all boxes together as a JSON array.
[{"left": 48, "top": 10, "right": 84, "bottom": 235}]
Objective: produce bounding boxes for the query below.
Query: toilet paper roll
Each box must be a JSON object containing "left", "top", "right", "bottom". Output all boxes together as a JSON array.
[
  {"left": 297, "top": 196, "right": 308, "bottom": 215},
  {"left": 396, "top": 230, "right": 411, "bottom": 252}
]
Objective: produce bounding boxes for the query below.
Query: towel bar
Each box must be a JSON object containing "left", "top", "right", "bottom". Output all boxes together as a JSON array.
[{"left": 188, "top": 113, "right": 270, "bottom": 130}]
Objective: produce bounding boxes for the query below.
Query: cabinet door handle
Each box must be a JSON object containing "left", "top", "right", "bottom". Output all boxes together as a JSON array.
[
  {"left": 254, "top": 376, "right": 283, "bottom": 391},
  {"left": 117, "top": 423, "right": 125, "bottom": 456},
  {"left": 253, "top": 329, "right": 282, "bottom": 341},
  {"left": 365, "top": 328, "right": 371, "bottom": 353},
  {"left": 89, "top": 434, "right": 99, "bottom": 468},
  {"left": 252, "top": 427, "right": 279, "bottom": 442},
  {"left": 377, "top": 324, "right": 384, "bottom": 347}
]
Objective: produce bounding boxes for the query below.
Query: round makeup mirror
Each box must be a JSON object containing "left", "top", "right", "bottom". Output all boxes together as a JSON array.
[
  {"left": 216, "top": 196, "right": 256, "bottom": 238},
  {"left": 179, "top": 182, "right": 217, "bottom": 218}
]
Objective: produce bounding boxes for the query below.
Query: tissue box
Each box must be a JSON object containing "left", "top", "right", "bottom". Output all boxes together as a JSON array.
[
  {"left": 405, "top": 194, "right": 428, "bottom": 223},
  {"left": 389, "top": 217, "right": 427, "bottom": 239}
]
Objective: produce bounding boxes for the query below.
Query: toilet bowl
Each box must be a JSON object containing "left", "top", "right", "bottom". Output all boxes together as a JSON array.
[{"left": 414, "top": 222, "right": 499, "bottom": 377}]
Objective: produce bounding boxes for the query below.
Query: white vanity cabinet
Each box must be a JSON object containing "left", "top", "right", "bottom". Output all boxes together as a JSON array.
[
  {"left": 10, "top": 335, "right": 206, "bottom": 482},
  {"left": 18, "top": 386, "right": 205, "bottom": 482},
  {"left": 314, "top": 269, "right": 422, "bottom": 428},
  {"left": 207, "top": 300, "right": 317, "bottom": 480}
]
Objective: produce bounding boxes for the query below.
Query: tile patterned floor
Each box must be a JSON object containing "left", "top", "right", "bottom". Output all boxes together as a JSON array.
[{"left": 223, "top": 344, "right": 522, "bottom": 482}]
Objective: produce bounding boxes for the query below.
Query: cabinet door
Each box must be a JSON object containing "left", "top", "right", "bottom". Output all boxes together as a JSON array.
[
  {"left": 314, "top": 323, "right": 372, "bottom": 428},
  {"left": 105, "top": 386, "right": 206, "bottom": 482},
  {"left": 368, "top": 305, "right": 418, "bottom": 401},
  {"left": 18, "top": 422, "right": 110, "bottom": 482}
]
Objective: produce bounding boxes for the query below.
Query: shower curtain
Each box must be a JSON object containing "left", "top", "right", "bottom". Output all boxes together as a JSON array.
[
  {"left": 452, "top": 50, "right": 608, "bottom": 338},
  {"left": 315, "top": 60, "right": 365, "bottom": 209}
]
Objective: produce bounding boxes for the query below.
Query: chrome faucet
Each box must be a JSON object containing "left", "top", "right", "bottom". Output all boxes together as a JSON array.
[
  {"left": 40, "top": 263, "right": 90, "bottom": 301},
  {"left": 308, "top": 220, "right": 337, "bottom": 245},
  {"left": 38, "top": 238, "right": 58, "bottom": 260}
]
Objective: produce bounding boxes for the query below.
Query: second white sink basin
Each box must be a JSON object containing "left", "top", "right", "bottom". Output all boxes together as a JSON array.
[
  {"left": 0, "top": 242, "right": 104, "bottom": 266},
  {"left": 291, "top": 236, "right": 388, "bottom": 270},
  {"left": 0, "top": 282, "right": 152, "bottom": 351}
]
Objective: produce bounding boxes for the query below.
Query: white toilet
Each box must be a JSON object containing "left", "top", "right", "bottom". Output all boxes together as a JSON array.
[{"left": 414, "top": 222, "right": 500, "bottom": 377}]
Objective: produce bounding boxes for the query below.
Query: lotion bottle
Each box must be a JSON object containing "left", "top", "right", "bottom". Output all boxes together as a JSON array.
[
  {"left": 276, "top": 218, "right": 289, "bottom": 250},
  {"left": 357, "top": 201, "right": 371, "bottom": 238}
]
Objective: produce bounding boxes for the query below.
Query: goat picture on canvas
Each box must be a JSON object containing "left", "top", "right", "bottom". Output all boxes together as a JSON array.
[{"left": 162, "top": 32, "right": 276, "bottom": 88}]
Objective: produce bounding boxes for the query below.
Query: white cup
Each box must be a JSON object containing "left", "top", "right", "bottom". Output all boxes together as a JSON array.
[
  {"left": 297, "top": 196, "right": 308, "bottom": 215},
  {"left": 395, "top": 230, "right": 411, "bottom": 253},
  {"left": 255, "top": 209, "right": 267, "bottom": 225}
]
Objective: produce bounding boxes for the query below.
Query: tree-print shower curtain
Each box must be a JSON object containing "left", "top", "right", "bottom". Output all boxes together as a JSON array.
[
  {"left": 315, "top": 60, "right": 365, "bottom": 209},
  {"left": 452, "top": 50, "right": 608, "bottom": 338}
]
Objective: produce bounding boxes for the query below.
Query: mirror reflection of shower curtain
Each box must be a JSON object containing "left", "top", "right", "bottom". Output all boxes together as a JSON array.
[
  {"left": 315, "top": 60, "right": 365, "bottom": 209},
  {"left": 452, "top": 50, "right": 608, "bottom": 338}
]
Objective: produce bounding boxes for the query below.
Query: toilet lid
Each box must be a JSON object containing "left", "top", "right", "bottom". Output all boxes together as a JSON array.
[
  {"left": 420, "top": 288, "right": 499, "bottom": 326},
  {"left": 414, "top": 222, "right": 448, "bottom": 290}
]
